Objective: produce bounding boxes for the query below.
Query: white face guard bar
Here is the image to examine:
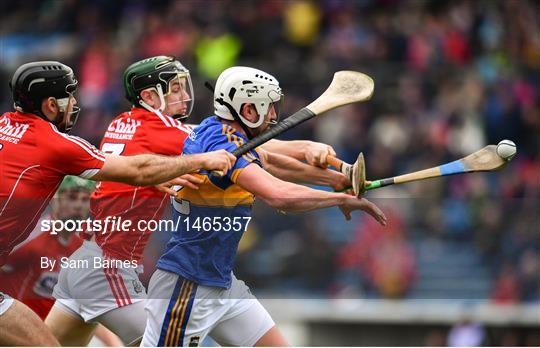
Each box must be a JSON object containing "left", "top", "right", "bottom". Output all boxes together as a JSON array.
[{"left": 139, "top": 72, "right": 194, "bottom": 120}]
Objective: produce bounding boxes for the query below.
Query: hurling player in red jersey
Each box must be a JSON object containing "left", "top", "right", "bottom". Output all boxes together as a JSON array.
[
  {"left": 0, "top": 61, "right": 235, "bottom": 346},
  {"left": 0, "top": 176, "right": 122, "bottom": 346},
  {"left": 45, "top": 56, "right": 352, "bottom": 346}
]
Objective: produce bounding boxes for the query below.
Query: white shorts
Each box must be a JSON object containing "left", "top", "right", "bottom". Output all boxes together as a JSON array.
[
  {"left": 52, "top": 241, "right": 147, "bottom": 322},
  {"left": 0, "top": 292, "right": 14, "bottom": 316},
  {"left": 141, "top": 269, "right": 274, "bottom": 347}
]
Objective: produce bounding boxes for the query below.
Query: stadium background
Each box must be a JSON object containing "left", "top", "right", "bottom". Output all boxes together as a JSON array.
[{"left": 0, "top": 0, "right": 538, "bottom": 345}]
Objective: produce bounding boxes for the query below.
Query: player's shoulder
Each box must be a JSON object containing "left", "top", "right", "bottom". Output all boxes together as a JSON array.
[
  {"left": 42, "top": 122, "right": 105, "bottom": 160},
  {"left": 106, "top": 109, "right": 144, "bottom": 129},
  {"left": 0, "top": 111, "right": 35, "bottom": 142},
  {"left": 37, "top": 118, "right": 73, "bottom": 142},
  {"left": 189, "top": 116, "right": 247, "bottom": 150},
  {"left": 132, "top": 108, "right": 192, "bottom": 135}
]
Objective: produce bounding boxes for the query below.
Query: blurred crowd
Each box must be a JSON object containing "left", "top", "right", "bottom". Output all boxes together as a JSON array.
[{"left": 1, "top": 0, "right": 539, "bottom": 303}]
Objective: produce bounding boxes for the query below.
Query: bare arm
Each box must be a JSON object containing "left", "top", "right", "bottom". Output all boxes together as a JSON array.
[
  {"left": 237, "top": 164, "right": 386, "bottom": 225},
  {"left": 90, "top": 150, "right": 235, "bottom": 186},
  {"left": 260, "top": 149, "right": 350, "bottom": 190},
  {"left": 264, "top": 139, "right": 336, "bottom": 167}
]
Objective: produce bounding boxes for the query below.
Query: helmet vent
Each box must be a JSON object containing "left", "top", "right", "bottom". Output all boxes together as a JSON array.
[{"left": 228, "top": 88, "right": 236, "bottom": 101}]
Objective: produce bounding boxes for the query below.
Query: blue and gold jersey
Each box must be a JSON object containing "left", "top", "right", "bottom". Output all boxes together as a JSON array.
[{"left": 157, "top": 116, "right": 262, "bottom": 288}]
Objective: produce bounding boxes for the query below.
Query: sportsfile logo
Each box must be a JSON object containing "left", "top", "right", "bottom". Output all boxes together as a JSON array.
[
  {"left": 42, "top": 216, "right": 252, "bottom": 235},
  {"left": 0, "top": 116, "right": 29, "bottom": 144},
  {"left": 104, "top": 118, "right": 141, "bottom": 140}
]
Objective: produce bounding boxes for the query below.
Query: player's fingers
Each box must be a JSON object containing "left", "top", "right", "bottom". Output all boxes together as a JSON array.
[
  {"left": 180, "top": 176, "right": 202, "bottom": 189},
  {"left": 225, "top": 154, "right": 234, "bottom": 171},
  {"left": 339, "top": 205, "right": 352, "bottom": 221},
  {"left": 220, "top": 159, "right": 230, "bottom": 176},
  {"left": 175, "top": 178, "right": 199, "bottom": 190},
  {"left": 180, "top": 174, "right": 204, "bottom": 184},
  {"left": 328, "top": 146, "right": 337, "bottom": 157},
  {"left": 156, "top": 184, "right": 177, "bottom": 196},
  {"left": 163, "top": 187, "right": 178, "bottom": 196},
  {"left": 219, "top": 150, "right": 235, "bottom": 161},
  {"left": 166, "top": 177, "right": 187, "bottom": 186},
  {"left": 306, "top": 153, "right": 315, "bottom": 166},
  {"left": 226, "top": 151, "right": 236, "bottom": 162},
  {"left": 314, "top": 153, "right": 326, "bottom": 168},
  {"left": 344, "top": 188, "right": 355, "bottom": 196},
  {"left": 320, "top": 152, "right": 329, "bottom": 168},
  {"left": 360, "top": 198, "right": 387, "bottom": 226}
]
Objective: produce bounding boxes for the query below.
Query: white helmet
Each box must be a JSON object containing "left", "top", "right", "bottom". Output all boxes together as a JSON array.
[{"left": 214, "top": 66, "right": 283, "bottom": 129}]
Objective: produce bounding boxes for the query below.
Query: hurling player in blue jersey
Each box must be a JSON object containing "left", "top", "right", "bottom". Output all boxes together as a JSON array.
[{"left": 142, "top": 67, "right": 387, "bottom": 347}]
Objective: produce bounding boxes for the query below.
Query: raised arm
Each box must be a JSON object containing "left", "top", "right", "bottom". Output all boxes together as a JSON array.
[
  {"left": 259, "top": 149, "right": 350, "bottom": 190},
  {"left": 264, "top": 139, "right": 336, "bottom": 167},
  {"left": 90, "top": 150, "right": 235, "bottom": 186},
  {"left": 237, "top": 163, "right": 386, "bottom": 225}
]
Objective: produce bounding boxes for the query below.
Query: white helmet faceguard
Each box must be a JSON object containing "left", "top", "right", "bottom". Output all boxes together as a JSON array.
[{"left": 214, "top": 67, "right": 283, "bottom": 129}]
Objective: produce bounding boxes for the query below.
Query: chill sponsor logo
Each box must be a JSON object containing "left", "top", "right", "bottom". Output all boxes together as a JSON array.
[
  {"left": 0, "top": 116, "right": 30, "bottom": 144},
  {"left": 104, "top": 118, "right": 141, "bottom": 140}
]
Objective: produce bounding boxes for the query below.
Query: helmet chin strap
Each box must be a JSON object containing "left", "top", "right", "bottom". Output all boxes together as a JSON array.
[
  {"left": 215, "top": 98, "right": 256, "bottom": 139},
  {"left": 139, "top": 98, "right": 169, "bottom": 123},
  {"left": 138, "top": 84, "right": 167, "bottom": 115},
  {"left": 139, "top": 84, "right": 191, "bottom": 120}
]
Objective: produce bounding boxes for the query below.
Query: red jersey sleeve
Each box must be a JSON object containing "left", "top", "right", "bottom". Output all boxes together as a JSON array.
[{"left": 42, "top": 123, "right": 106, "bottom": 178}]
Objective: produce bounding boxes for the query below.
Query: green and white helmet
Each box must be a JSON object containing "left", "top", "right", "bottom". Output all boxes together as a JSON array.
[
  {"left": 214, "top": 66, "right": 283, "bottom": 129},
  {"left": 56, "top": 176, "right": 95, "bottom": 195},
  {"left": 123, "top": 56, "right": 193, "bottom": 120}
]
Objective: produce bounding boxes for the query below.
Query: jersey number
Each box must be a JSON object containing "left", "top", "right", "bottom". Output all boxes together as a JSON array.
[{"left": 102, "top": 143, "right": 126, "bottom": 155}]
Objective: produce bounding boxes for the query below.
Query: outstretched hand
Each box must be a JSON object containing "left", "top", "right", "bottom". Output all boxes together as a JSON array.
[{"left": 339, "top": 196, "right": 387, "bottom": 226}]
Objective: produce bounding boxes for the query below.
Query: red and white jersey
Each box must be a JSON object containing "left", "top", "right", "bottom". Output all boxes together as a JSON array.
[
  {"left": 90, "top": 108, "right": 191, "bottom": 262},
  {"left": 0, "top": 111, "right": 105, "bottom": 266},
  {"left": 0, "top": 219, "right": 82, "bottom": 320}
]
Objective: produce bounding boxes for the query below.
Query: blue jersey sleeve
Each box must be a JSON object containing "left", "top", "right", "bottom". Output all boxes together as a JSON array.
[{"left": 205, "top": 130, "right": 262, "bottom": 183}]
